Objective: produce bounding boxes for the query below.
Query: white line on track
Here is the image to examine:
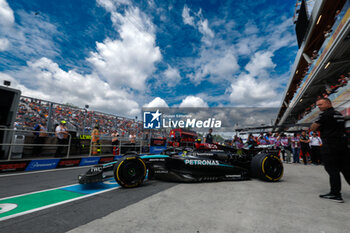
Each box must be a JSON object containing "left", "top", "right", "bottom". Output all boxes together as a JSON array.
[
  {"left": 0, "top": 185, "right": 121, "bottom": 222},
  {"left": 0, "top": 166, "right": 89, "bottom": 178},
  {"left": 0, "top": 183, "right": 79, "bottom": 201}
]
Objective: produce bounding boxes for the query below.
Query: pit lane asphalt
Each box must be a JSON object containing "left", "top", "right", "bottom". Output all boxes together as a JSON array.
[
  {"left": 0, "top": 167, "right": 177, "bottom": 233},
  {"left": 1, "top": 164, "right": 350, "bottom": 233},
  {"left": 67, "top": 163, "right": 350, "bottom": 233}
]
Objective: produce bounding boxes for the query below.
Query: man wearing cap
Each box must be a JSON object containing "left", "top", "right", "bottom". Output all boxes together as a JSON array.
[{"left": 55, "top": 120, "right": 69, "bottom": 157}]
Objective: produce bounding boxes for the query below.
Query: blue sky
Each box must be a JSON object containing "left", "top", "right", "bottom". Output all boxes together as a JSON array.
[{"left": 0, "top": 0, "right": 300, "bottom": 117}]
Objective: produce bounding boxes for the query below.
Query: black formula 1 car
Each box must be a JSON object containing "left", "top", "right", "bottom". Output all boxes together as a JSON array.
[{"left": 78, "top": 143, "right": 284, "bottom": 188}]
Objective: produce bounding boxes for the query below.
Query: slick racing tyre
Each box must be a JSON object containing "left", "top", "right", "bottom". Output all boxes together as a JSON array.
[
  {"left": 251, "top": 153, "right": 283, "bottom": 182},
  {"left": 113, "top": 155, "right": 147, "bottom": 188}
]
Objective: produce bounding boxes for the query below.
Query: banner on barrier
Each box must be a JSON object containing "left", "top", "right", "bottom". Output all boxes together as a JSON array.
[
  {"left": 26, "top": 159, "right": 60, "bottom": 171},
  {"left": 99, "top": 156, "right": 114, "bottom": 164},
  {"left": 79, "top": 157, "right": 100, "bottom": 166},
  {"left": 114, "top": 155, "right": 123, "bottom": 160},
  {"left": 57, "top": 159, "right": 81, "bottom": 168},
  {"left": 0, "top": 161, "right": 29, "bottom": 172},
  {"left": 150, "top": 146, "right": 167, "bottom": 154}
]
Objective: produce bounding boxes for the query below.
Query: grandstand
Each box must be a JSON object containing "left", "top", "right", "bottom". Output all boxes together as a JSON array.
[
  {"left": 276, "top": 0, "right": 350, "bottom": 126},
  {"left": 15, "top": 96, "right": 143, "bottom": 137}
]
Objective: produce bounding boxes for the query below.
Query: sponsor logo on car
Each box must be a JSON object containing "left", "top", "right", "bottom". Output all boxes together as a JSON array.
[
  {"left": 90, "top": 167, "right": 103, "bottom": 172},
  {"left": 198, "top": 177, "right": 219, "bottom": 181},
  {"left": 149, "top": 158, "right": 165, "bottom": 162},
  {"left": 155, "top": 170, "right": 168, "bottom": 174},
  {"left": 184, "top": 160, "right": 220, "bottom": 166}
]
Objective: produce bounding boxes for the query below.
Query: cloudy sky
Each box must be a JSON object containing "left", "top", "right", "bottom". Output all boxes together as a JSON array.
[{"left": 0, "top": 0, "right": 300, "bottom": 117}]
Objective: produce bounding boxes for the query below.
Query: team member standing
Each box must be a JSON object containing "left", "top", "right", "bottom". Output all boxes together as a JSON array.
[
  {"left": 33, "top": 119, "right": 48, "bottom": 156},
  {"left": 91, "top": 125, "right": 100, "bottom": 155},
  {"left": 204, "top": 128, "right": 213, "bottom": 144},
  {"left": 310, "top": 132, "right": 322, "bottom": 165},
  {"left": 291, "top": 133, "right": 301, "bottom": 163},
  {"left": 55, "top": 120, "right": 69, "bottom": 157},
  {"left": 111, "top": 131, "right": 120, "bottom": 155},
  {"left": 310, "top": 98, "right": 350, "bottom": 203},
  {"left": 300, "top": 130, "right": 311, "bottom": 165},
  {"left": 279, "top": 133, "right": 292, "bottom": 163}
]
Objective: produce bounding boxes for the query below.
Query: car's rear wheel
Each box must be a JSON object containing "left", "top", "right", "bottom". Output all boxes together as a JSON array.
[
  {"left": 251, "top": 153, "right": 283, "bottom": 182},
  {"left": 113, "top": 155, "right": 146, "bottom": 188}
]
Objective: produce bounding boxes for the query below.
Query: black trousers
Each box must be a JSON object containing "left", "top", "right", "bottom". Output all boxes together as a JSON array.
[
  {"left": 55, "top": 138, "right": 67, "bottom": 156},
  {"left": 310, "top": 146, "right": 322, "bottom": 164},
  {"left": 301, "top": 146, "right": 311, "bottom": 165},
  {"left": 321, "top": 143, "right": 350, "bottom": 195},
  {"left": 33, "top": 136, "right": 45, "bottom": 156}
]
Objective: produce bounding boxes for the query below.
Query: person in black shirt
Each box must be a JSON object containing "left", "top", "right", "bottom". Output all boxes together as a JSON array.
[
  {"left": 205, "top": 128, "right": 213, "bottom": 144},
  {"left": 300, "top": 130, "right": 311, "bottom": 165},
  {"left": 310, "top": 98, "right": 350, "bottom": 203}
]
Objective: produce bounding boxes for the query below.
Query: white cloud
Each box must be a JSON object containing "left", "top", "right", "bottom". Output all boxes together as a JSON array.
[
  {"left": 144, "top": 97, "right": 168, "bottom": 108},
  {"left": 0, "top": 2, "right": 164, "bottom": 117},
  {"left": 182, "top": 6, "right": 238, "bottom": 85},
  {"left": 87, "top": 7, "right": 162, "bottom": 91},
  {"left": 236, "top": 35, "right": 264, "bottom": 56},
  {"left": 189, "top": 47, "right": 239, "bottom": 84},
  {"left": 96, "top": 0, "right": 131, "bottom": 12},
  {"left": 245, "top": 51, "right": 276, "bottom": 77},
  {"left": 179, "top": 96, "right": 208, "bottom": 108},
  {"left": 266, "top": 19, "right": 296, "bottom": 52},
  {"left": 0, "top": 0, "right": 13, "bottom": 52},
  {"left": 229, "top": 73, "right": 278, "bottom": 106},
  {"left": 3, "top": 57, "right": 140, "bottom": 117},
  {"left": 235, "top": 18, "right": 295, "bottom": 57},
  {"left": 243, "top": 21, "right": 259, "bottom": 35},
  {"left": 2, "top": 11, "right": 61, "bottom": 61},
  {"left": 0, "top": 72, "right": 31, "bottom": 93},
  {"left": 198, "top": 18, "right": 214, "bottom": 38},
  {"left": 181, "top": 5, "right": 214, "bottom": 41},
  {"left": 0, "top": 0, "right": 14, "bottom": 27},
  {"left": 216, "top": 16, "right": 295, "bottom": 107},
  {"left": 27, "top": 58, "right": 140, "bottom": 115},
  {"left": 0, "top": 37, "right": 9, "bottom": 51},
  {"left": 182, "top": 5, "right": 195, "bottom": 26},
  {"left": 163, "top": 65, "right": 181, "bottom": 87},
  {"left": 227, "top": 49, "right": 279, "bottom": 106}
]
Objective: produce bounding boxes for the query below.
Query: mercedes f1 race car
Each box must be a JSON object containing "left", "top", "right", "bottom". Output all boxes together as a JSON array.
[{"left": 78, "top": 143, "right": 284, "bottom": 188}]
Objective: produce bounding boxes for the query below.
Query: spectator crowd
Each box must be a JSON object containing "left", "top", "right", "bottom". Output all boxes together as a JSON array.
[
  {"left": 298, "top": 71, "right": 350, "bottom": 120},
  {"left": 15, "top": 97, "right": 143, "bottom": 137},
  {"left": 232, "top": 131, "right": 323, "bottom": 165}
]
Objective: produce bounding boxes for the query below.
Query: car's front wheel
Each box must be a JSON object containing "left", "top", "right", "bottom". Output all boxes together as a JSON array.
[{"left": 113, "top": 155, "right": 147, "bottom": 188}]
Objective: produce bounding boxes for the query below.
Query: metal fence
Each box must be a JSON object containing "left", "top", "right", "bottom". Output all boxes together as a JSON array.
[{"left": 0, "top": 128, "right": 149, "bottom": 161}]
